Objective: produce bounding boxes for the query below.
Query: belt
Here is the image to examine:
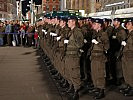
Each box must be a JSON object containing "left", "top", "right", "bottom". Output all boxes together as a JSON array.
[
  {"left": 92, "top": 50, "right": 103, "bottom": 53},
  {"left": 66, "top": 50, "right": 78, "bottom": 55}
]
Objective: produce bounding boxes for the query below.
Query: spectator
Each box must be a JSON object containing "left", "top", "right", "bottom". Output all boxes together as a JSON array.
[
  {"left": 5, "top": 21, "right": 12, "bottom": 46},
  {"left": 0, "top": 22, "right": 5, "bottom": 46}
]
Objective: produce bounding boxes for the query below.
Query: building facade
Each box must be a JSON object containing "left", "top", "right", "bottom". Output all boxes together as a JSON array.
[
  {"left": 0, "top": 0, "right": 17, "bottom": 20},
  {"left": 42, "top": 0, "right": 60, "bottom": 12},
  {"left": 66, "top": 0, "right": 102, "bottom": 14},
  {"left": 100, "top": 0, "right": 132, "bottom": 11}
]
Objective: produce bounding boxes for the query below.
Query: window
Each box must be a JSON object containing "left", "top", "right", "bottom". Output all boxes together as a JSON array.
[
  {"left": 53, "top": 6, "right": 56, "bottom": 11},
  {"left": 0, "top": 3, "right": 4, "bottom": 9},
  {"left": 96, "top": 0, "right": 100, "bottom": 3},
  {"left": 0, "top": 14, "right": 2, "bottom": 18},
  {"left": 46, "top": 6, "right": 49, "bottom": 11}
]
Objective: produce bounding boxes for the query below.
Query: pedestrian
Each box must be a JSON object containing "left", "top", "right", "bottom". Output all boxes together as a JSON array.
[
  {"left": 0, "top": 22, "right": 5, "bottom": 46},
  {"left": 5, "top": 21, "right": 12, "bottom": 46}
]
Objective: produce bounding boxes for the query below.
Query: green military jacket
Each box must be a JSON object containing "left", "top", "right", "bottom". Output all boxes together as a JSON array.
[
  {"left": 58, "top": 26, "right": 70, "bottom": 48},
  {"left": 38, "top": 25, "right": 43, "bottom": 39},
  {"left": 123, "top": 30, "right": 133, "bottom": 52},
  {"left": 113, "top": 26, "right": 127, "bottom": 43},
  {"left": 105, "top": 25, "right": 114, "bottom": 38},
  {"left": 92, "top": 30, "right": 109, "bottom": 52},
  {"left": 66, "top": 27, "right": 84, "bottom": 55}
]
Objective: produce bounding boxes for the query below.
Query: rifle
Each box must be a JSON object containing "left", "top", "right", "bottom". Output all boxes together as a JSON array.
[
  {"left": 116, "top": 45, "right": 124, "bottom": 60},
  {"left": 116, "top": 31, "right": 131, "bottom": 60}
]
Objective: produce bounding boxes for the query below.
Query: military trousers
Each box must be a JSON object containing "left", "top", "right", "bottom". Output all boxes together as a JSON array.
[
  {"left": 122, "top": 52, "right": 133, "bottom": 87},
  {"left": 91, "top": 52, "right": 106, "bottom": 89},
  {"left": 65, "top": 54, "right": 81, "bottom": 90}
]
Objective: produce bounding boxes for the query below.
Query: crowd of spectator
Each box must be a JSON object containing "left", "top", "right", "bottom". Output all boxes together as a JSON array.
[{"left": 0, "top": 20, "right": 37, "bottom": 48}]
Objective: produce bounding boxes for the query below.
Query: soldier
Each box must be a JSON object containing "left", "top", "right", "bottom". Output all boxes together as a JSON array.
[
  {"left": 90, "top": 19, "right": 109, "bottom": 99},
  {"left": 120, "top": 18, "right": 133, "bottom": 96},
  {"left": 103, "top": 18, "right": 114, "bottom": 83},
  {"left": 56, "top": 17, "right": 70, "bottom": 87},
  {"left": 64, "top": 16, "right": 84, "bottom": 99},
  {"left": 110, "top": 18, "right": 127, "bottom": 86},
  {"left": 78, "top": 17, "right": 93, "bottom": 85}
]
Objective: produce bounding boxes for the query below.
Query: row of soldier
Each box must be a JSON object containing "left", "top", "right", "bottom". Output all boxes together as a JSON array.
[{"left": 36, "top": 15, "right": 133, "bottom": 100}]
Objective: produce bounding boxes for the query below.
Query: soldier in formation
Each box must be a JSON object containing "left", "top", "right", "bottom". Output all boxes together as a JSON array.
[{"left": 36, "top": 13, "right": 133, "bottom": 100}]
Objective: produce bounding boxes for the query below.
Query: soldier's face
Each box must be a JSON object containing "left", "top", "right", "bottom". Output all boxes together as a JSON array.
[
  {"left": 59, "top": 20, "right": 64, "bottom": 27},
  {"left": 126, "top": 22, "right": 133, "bottom": 30},
  {"left": 113, "top": 21, "right": 120, "bottom": 27},
  {"left": 68, "top": 20, "right": 74, "bottom": 28},
  {"left": 92, "top": 22, "right": 100, "bottom": 30}
]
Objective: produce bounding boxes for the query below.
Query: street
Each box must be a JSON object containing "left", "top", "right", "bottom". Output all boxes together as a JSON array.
[{"left": 0, "top": 47, "right": 132, "bottom": 100}]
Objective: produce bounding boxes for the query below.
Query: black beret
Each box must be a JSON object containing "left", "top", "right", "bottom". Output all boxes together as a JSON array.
[
  {"left": 126, "top": 18, "right": 133, "bottom": 22},
  {"left": 68, "top": 16, "right": 78, "bottom": 20},
  {"left": 87, "top": 17, "right": 94, "bottom": 22},
  {"left": 94, "top": 18, "right": 104, "bottom": 25},
  {"left": 113, "top": 18, "right": 122, "bottom": 22},
  {"left": 103, "top": 18, "right": 110, "bottom": 22},
  {"left": 60, "top": 16, "right": 68, "bottom": 22},
  {"left": 77, "top": 17, "right": 84, "bottom": 20}
]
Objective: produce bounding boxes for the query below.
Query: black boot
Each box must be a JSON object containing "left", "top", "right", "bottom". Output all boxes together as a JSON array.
[
  {"left": 61, "top": 80, "right": 69, "bottom": 88},
  {"left": 94, "top": 89, "right": 105, "bottom": 99},
  {"left": 119, "top": 85, "right": 131, "bottom": 93},
  {"left": 124, "top": 87, "right": 133, "bottom": 96},
  {"left": 66, "top": 85, "right": 74, "bottom": 94},
  {"left": 72, "top": 90, "right": 79, "bottom": 100}
]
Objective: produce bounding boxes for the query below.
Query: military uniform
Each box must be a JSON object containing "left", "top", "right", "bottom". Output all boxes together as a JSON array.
[
  {"left": 55, "top": 25, "right": 70, "bottom": 77},
  {"left": 65, "top": 26, "right": 84, "bottom": 90},
  {"left": 80, "top": 24, "right": 92, "bottom": 82},
  {"left": 122, "top": 30, "right": 133, "bottom": 87},
  {"left": 90, "top": 29, "right": 109, "bottom": 89},
  {"left": 110, "top": 25, "right": 127, "bottom": 84}
]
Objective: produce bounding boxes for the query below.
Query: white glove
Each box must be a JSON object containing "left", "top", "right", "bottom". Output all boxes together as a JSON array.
[
  {"left": 80, "top": 49, "right": 84, "bottom": 53},
  {"left": 42, "top": 29, "right": 45, "bottom": 32},
  {"left": 35, "top": 30, "right": 37, "bottom": 32},
  {"left": 57, "top": 36, "right": 61, "bottom": 41},
  {"left": 84, "top": 39, "right": 87, "bottom": 43},
  {"left": 50, "top": 32, "right": 53, "bottom": 36},
  {"left": 92, "top": 39, "right": 99, "bottom": 44},
  {"left": 112, "top": 35, "right": 116, "bottom": 39},
  {"left": 52, "top": 33, "right": 57, "bottom": 36},
  {"left": 64, "top": 39, "right": 69, "bottom": 44},
  {"left": 121, "top": 41, "right": 126, "bottom": 46},
  {"left": 45, "top": 32, "right": 47, "bottom": 35}
]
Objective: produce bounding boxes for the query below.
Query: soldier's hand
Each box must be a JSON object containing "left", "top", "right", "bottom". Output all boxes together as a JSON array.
[
  {"left": 92, "top": 39, "right": 99, "bottom": 44},
  {"left": 51, "top": 33, "right": 57, "bottom": 36},
  {"left": 64, "top": 39, "right": 69, "bottom": 44},
  {"left": 84, "top": 39, "right": 87, "bottom": 43},
  {"left": 57, "top": 36, "right": 61, "bottom": 41},
  {"left": 42, "top": 29, "right": 46, "bottom": 32},
  {"left": 45, "top": 32, "right": 47, "bottom": 35},
  {"left": 79, "top": 49, "right": 84, "bottom": 53},
  {"left": 121, "top": 41, "right": 126, "bottom": 46}
]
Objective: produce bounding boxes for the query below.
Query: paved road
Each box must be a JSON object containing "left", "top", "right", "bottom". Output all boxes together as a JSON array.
[
  {"left": 0, "top": 47, "right": 132, "bottom": 100},
  {"left": 0, "top": 47, "right": 63, "bottom": 100}
]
